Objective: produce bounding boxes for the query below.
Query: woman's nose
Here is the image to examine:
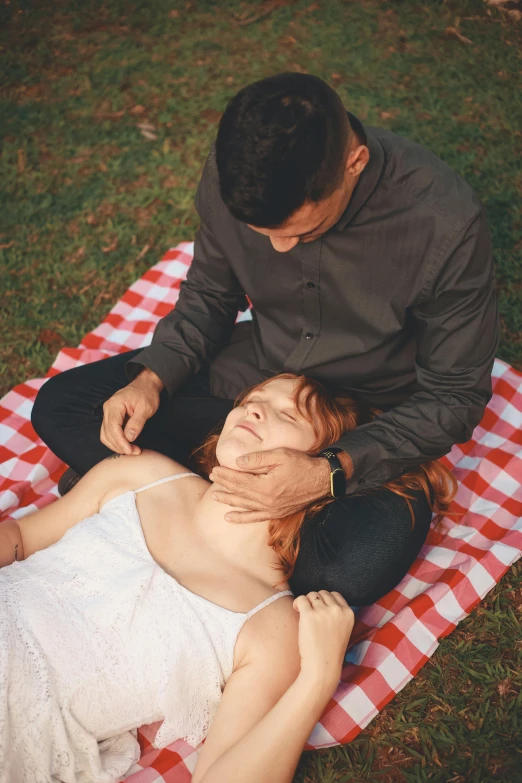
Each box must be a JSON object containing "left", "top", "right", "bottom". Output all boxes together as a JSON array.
[{"left": 245, "top": 401, "right": 263, "bottom": 419}]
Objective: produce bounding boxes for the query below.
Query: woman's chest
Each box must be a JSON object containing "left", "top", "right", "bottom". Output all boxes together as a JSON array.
[{"left": 136, "top": 496, "right": 262, "bottom": 611}]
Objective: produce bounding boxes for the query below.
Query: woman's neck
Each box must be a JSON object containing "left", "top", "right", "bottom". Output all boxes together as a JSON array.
[{"left": 191, "top": 480, "right": 284, "bottom": 578}]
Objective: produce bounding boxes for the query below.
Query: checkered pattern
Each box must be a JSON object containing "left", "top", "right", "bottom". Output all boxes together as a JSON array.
[{"left": 1, "top": 242, "right": 521, "bottom": 781}]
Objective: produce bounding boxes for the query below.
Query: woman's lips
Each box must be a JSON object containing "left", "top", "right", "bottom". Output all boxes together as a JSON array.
[{"left": 236, "top": 423, "right": 262, "bottom": 440}]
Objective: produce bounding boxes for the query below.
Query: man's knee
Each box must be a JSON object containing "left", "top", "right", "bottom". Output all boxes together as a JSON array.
[
  {"left": 31, "top": 373, "right": 69, "bottom": 443},
  {"left": 289, "top": 564, "right": 385, "bottom": 608},
  {"left": 290, "top": 489, "right": 433, "bottom": 607}
]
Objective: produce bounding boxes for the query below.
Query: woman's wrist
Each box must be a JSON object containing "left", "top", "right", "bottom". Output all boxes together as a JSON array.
[
  {"left": 0, "top": 521, "right": 24, "bottom": 568},
  {"left": 295, "top": 668, "right": 340, "bottom": 710}
]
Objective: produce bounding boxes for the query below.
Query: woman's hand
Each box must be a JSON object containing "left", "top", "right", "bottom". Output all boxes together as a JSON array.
[{"left": 293, "top": 590, "right": 354, "bottom": 696}]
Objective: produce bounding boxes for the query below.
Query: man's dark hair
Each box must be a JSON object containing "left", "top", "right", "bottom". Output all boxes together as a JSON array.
[{"left": 215, "top": 72, "right": 352, "bottom": 228}]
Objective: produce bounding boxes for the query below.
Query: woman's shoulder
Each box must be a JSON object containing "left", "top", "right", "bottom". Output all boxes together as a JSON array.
[
  {"left": 234, "top": 592, "right": 300, "bottom": 673},
  {"left": 96, "top": 449, "right": 206, "bottom": 508}
]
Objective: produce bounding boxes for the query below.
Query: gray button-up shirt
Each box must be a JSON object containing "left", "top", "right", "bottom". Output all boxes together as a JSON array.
[{"left": 128, "top": 113, "right": 499, "bottom": 494}]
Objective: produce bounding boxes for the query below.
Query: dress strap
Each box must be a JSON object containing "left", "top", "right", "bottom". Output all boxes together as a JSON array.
[
  {"left": 134, "top": 472, "right": 199, "bottom": 495},
  {"left": 246, "top": 590, "right": 294, "bottom": 620}
]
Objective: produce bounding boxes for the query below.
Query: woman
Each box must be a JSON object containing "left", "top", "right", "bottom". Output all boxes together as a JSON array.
[{"left": 0, "top": 372, "right": 455, "bottom": 782}]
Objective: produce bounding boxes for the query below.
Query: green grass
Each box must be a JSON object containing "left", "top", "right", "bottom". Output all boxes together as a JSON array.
[{"left": 1, "top": 1, "right": 521, "bottom": 780}]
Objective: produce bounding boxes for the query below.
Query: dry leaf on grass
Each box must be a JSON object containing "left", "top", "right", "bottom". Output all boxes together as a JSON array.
[
  {"left": 140, "top": 129, "right": 158, "bottom": 141},
  {"left": 38, "top": 329, "right": 63, "bottom": 348},
  {"left": 137, "top": 122, "right": 158, "bottom": 141},
  {"left": 485, "top": 0, "right": 522, "bottom": 22},
  {"left": 445, "top": 26, "right": 474, "bottom": 44},
  {"left": 102, "top": 237, "right": 118, "bottom": 253},
  {"left": 136, "top": 243, "right": 151, "bottom": 261}
]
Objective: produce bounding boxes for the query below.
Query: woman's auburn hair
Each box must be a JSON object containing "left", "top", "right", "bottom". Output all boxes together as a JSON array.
[{"left": 191, "top": 373, "right": 458, "bottom": 582}]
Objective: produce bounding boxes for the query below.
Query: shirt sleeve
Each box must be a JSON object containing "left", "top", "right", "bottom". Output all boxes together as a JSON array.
[
  {"left": 126, "top": 146, "right": 248, "bottom": 396},
  {"left": 331, "top": 209, "right": 500, "bottom": 494}
]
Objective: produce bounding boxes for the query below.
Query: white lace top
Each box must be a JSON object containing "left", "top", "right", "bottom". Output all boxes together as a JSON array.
[{"left": 0, "top": 473, "right": 293, "bottom": 783}]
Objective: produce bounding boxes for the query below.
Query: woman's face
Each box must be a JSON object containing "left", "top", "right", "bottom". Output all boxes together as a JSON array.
[{"left": 216, "top": 378, "right": 317, "bottom": 468}]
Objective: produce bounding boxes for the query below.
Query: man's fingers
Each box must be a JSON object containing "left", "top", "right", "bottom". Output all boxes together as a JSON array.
[
  {"left": 210, "top": 472, "right": 260, "bottom": 499},
  {"left": 123, "top": 414, "right": 147, "bottom": 442},
  {"left": 211, "top": 491, "right": 262, "bottom": 511},
  {"left": 210, "top": 466, "right": 256, "bottom": 486},
  {"left": 225, "top": 510, "right": 272, "bottom": 524},
  {"left": 236, "top": 449, "right": 283, "bottom": 472},
  {"left": 104, "top": 411, "right": 134, "bottom": 455}
]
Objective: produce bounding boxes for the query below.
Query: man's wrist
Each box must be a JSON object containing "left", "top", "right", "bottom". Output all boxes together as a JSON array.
[
  {"left": 315, "top": 448, "right": 353, "bottom": 500},
  {"left": 337, "top": 450, "right": 354, "bottom": 480},
  {"left": 133, "top": 367, "right": 164, "bottom": 393}
]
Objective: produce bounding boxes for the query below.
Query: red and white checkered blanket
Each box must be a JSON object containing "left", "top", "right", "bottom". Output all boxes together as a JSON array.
[{"left": 1, "top": 242, "right": 521, "bottom": 781}]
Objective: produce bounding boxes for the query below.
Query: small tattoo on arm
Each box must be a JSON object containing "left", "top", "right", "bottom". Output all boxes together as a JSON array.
[
  {"left": 14, "top": 543, "right": 19, "bottom": 562},
  {"left": 105, "top": 453, "right": 123, "bottom": 461}
]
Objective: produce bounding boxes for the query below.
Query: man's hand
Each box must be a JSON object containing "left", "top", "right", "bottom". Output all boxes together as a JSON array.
[
  {"left": 209, "top": 448, "right": 335, "bottom": 524},
  {"left": 100, "top": 368, "right": 164, "bottom": 455}
]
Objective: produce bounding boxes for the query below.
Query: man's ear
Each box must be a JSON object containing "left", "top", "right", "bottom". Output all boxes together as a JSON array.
[{"left": 346, "top": 144, "right": 370, "bottom": 178}]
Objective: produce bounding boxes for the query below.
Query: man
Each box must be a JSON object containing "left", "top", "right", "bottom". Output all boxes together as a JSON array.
[{"left": 32, "top": 72, "right": 499, "bottom": 605}]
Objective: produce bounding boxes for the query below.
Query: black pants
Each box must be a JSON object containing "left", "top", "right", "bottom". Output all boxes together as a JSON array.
[{"left": 31, "top": 349, "right": 433, "bottom": 606}]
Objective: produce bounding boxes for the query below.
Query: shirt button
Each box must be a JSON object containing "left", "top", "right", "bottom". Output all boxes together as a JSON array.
[
  {"left": 307, "top": 281, "right": 315, "bottom": 288},
  {"left": 305, "top": 332, "right": 314, "bottom": 339},
  {"left": 357, "top": 478, "right": 366, "bottom": 486}
]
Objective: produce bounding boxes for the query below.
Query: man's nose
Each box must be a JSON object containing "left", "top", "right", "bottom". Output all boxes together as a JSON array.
[{"left": 270, "top": 236, "right": 299, "bottom": 253}]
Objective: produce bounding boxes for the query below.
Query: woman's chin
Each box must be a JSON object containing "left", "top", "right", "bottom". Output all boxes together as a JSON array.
[{"left": 215, "top": 441, "right": 253, "bottom": 470}]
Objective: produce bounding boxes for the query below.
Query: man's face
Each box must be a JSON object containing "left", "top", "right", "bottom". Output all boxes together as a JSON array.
[{"left": 247, "top": 139, "right": 369, "bottom": 253}]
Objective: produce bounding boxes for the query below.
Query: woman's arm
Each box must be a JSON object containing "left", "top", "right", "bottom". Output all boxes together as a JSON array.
[
  {"left": 0, "top": 449, "right": 186, "bottom": 566},
  {"left": 0, "top": 521, "right": 25, "bottom": 566},
  {"left": 192, "top": 590, "right": 354, "bottom": 783}
]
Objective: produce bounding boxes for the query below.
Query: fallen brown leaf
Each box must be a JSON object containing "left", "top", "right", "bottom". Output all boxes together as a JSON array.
[
  {"left": 486, "top": 0, "right": 522, "bottom": 21},
  {"left": 17, "top": 149, "right": 26, "bottom": 174},
  {"left": 38, "top": 329, "right": 63, "bottom": 347},
  {"left": 136, "top": 243, "right": 151, "bottom": 261},
  {"left": 445, "top": 26, "right": 473, "bottom": 45},
  {"left": 102, "top": 237, "right": 118, "bottom": 253},
  {"left": 140, "top": 128, "right": 158, "bottom": 141}
]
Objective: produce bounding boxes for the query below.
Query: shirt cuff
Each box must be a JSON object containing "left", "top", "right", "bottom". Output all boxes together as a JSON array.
[
  {"left": 125, "top": 344, "right": 196, "bottom": 398},
  {"left": 331, "top": 428, "right": 388, "bottom": 495}
]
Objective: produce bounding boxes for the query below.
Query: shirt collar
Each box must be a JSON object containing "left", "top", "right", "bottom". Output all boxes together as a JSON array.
[{"left": 332, "top": 112, "right": 386, "bottom": 232}]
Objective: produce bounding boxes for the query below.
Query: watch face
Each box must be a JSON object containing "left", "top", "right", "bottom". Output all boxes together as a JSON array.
[{"left": 332, "top": 468, "right": 345, "bottom": 498}]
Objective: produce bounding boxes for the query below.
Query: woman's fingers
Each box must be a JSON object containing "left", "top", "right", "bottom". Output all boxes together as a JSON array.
[
  {"left": 303, "top": 591, "right": 343, "bottom": 608},
  {"left": 293, "top": 594, "right": 314, "bottom": 613},
  {"left": 294, "top": 590, "right": 355, "bottom": 693},
  {"left": 327, "top": 591, "right": 350, "bottom": 609},
  {"left": 305, "top": 592, "right": 324, "bottom": 608}
]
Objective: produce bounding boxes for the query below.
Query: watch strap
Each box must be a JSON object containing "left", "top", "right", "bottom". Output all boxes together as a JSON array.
[{"left": 317, "top": 448, "right": 347, "bottom": 499}]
